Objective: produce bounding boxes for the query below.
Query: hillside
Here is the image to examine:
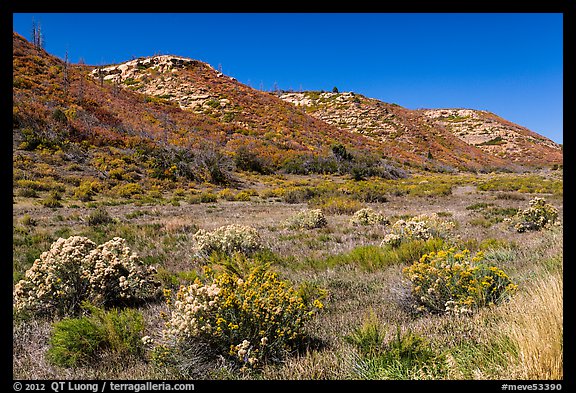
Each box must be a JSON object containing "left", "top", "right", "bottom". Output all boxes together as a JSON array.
[
  {"left": 87, "top": 52, "right": 381, "bottom": 165},
  {"left": 13, "top": 30, "right": 562, "bottom": 194},
  {"left": 420, "top": 108, "right": 562, "bottom": 166},
  {"left": 279, "top": 92, "right": 562, "bottom": 168},
  {"left": 12, "top": 32, "right": 385, "bottom": 190}
]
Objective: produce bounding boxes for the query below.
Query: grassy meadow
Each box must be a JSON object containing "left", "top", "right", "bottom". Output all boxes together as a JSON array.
[{"left": 12, "top": 169, "right": 563, "bottom": 380}]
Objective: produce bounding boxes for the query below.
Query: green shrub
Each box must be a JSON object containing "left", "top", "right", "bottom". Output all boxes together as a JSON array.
[
  {"left": 16, "top": 188, "right": 39, "bottom": 198},
  {"left": 21, "top": 214, "right": 37, "bottom": 226},
  {"left": 403, "top": 248, "right": 518, "bottom": 314},
  {"left": 87, "top": 207, "right": 113, "bottom": 226},
  {"left": 217, "top": 188, "right": 237, "bottom": 201},
  {"left": 154, "top": 261, "right": 324, "bottom": 370},
  {"left": 15, "top": 179, "right": 52, "bottom": 191},
  {"left": 74, "top": 180, "right": 101, "bottom": 202},
  {"left": 47, "top": 303, "right": 144, "bottom": 367},
  {"left": 234, "top": 191, "right": 252, "bottom": 201},
  {"left": 41, "top": 191, "right": 63, "bottom": 208},
  {"left": 281, "top": 187, "right": 317, "bottom": 204},
  {"left": 47, "top": 316, "right": 106, "bottom": 367},
  {"left": 199, "top": 192, "right": 218, "bottom": 203},
  {"left": 234, "top": 146, "right": 272, "bottom": 174},
  {"left": 193, "top": 146, "right": 234, "bottom": 185},
  {"left": 112, "top": 183, "right": 143, "bottom": 198}
]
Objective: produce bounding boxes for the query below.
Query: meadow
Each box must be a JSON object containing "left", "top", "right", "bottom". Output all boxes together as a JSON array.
[{"left": 12, "top": 169, "right": 563, "bottom": 380}]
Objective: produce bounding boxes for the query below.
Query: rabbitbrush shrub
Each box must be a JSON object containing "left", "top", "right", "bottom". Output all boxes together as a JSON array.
[
  {"left": 285, "top": 209, "right": 328, "bottom": 230},
  {"left": 512, "top": 197, "right": 559, "bottom": 233},
  {"left": 152, "top": 259, "right": 325, "bottom": 370},
  {"left": 350, "top": 207, "right": 389, "bottom": 226},
  {"left": 13, "top": 236, "right": 160, "bottom": 318},
  {"left": 403, "top": 248, "right": 517, "bottom": 314}
]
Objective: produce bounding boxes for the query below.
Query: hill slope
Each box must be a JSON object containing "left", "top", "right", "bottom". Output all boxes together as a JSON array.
[
  {"left": 420, "top": 108, "right": 562, "bottom": 165},
  {"left": 13, "top": 31, "right": 561, "bottom": 184},
  {"left": 87, "top": 53, "right": 380, "bottom": 164},
  {"left": 279, "top": 92, "right": 562, "bottom": 168},
  {"left": 12, "top": 32, "right": 385, "bottom": 189},
  {"left": 92, "top": 53, "right": 541, "bottom": 171}
]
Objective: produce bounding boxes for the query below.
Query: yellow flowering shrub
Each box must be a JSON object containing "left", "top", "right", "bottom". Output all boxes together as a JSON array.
[
  {"left": 403, "top": 248, "right": 517, "bottom": 314},
  {"left": 13, "top": 236, "right": 160, "bottom": 318},
  {"left": 156, "top": 263, "right": 325, "bottom": 369},
  {"left": 511, "top": 197, "right": 559, "bottom": 232}
]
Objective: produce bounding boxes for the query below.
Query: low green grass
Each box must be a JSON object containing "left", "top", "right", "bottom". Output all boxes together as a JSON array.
[
  {"left": 292, "top": 238, "right": 447, "bottom": 271},
  {"left": 349, "top": 325, "right": 446, "bottom": 380},
  {"left": 447, "top": 336, "right": 517, "bottom": 379},
  {"left": 467, "top": 203, "right": 518, "bottom": 228}
]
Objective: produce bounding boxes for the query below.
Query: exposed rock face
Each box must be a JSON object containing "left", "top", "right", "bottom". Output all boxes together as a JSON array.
[
  {"left": 90, "top": 55, "right": 233, "bottom": 113},
  {"left": 93, "top": 55, "right": 200, "bottom": 81},
  {"left": 421, "top": 109, "right": 561, "bottom": 164},
  {"left": 281, "top": 92, "right": 401, "bottom": 141}
]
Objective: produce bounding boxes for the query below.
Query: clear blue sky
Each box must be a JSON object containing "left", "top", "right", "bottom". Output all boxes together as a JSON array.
[{"left": 12, "top": 13, "right": 563, "bottom": 144}]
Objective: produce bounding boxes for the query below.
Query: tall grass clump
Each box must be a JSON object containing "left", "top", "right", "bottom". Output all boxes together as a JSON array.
[
  {"left": 347, "top": 314, "right": 445, "bottom": 380},
  {"left": 502, "top": 270, "right": 563, "bottom": 379}
]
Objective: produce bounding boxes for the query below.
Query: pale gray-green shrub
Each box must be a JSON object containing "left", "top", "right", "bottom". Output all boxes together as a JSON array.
[
  {"left": 192, "top": 224, "right": 262, "bottom": 257},
  {"left": 13, "top": 236, "right": 160, "bottom": 317},
  {"left": 350, "top": 208, "right": 389, "bottom": 226},
  {"left": 381, "top": 213, "right": 455, "bottom": 247},
  {"left": 511, "top": 197, "right": 559, "bottom": 232},
  {"left": 285, "top": 209, "right": 328, "bottom": 230}
]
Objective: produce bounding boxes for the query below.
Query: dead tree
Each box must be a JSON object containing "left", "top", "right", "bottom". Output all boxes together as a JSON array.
[
  {"left": 63, "top": 49, "right": 70, "bottom": 97},
  {"left": 31, "top": 19, "right": 44, "bottom": 49}
]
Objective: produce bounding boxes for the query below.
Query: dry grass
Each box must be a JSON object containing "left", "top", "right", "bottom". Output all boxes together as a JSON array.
[
  {"left": 12, "top": 171, "right": 563, "bottom": 380},
  {"left": 501, "top": 269, "right": 563, "bottom": 379}
]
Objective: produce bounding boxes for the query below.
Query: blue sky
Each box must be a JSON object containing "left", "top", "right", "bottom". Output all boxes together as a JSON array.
[{"left": 12, "top": 13, "right": 563, "bottom": 143}]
